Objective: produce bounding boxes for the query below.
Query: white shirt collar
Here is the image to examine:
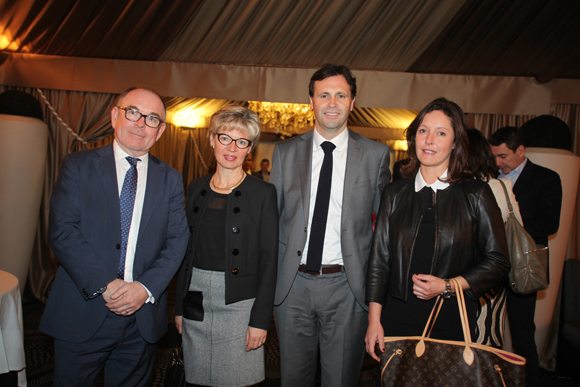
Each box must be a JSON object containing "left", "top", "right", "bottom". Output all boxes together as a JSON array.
[
  {"left": 113, "top": 140, "right": 149, "bottom": 166},
  {"left": 313, "top": 127, "right": 349, "bottom": 150},
  {"left": 415, "top": 168, "right": 450, "bottom": 192}
]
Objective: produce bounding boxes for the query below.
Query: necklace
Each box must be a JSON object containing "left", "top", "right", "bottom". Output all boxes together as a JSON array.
[{"left": 211, "top": 173, "right": 246, "bottom": 191}]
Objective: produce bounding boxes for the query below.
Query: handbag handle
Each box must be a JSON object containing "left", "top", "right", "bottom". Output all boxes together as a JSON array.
[
  {"left": 497, "top": 178, "right": 515, "bottom": 215},
  {"left": 415, "top": 278, "right": 474, "bottom": 365}
]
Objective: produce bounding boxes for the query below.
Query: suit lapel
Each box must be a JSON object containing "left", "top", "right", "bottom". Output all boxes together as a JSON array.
[
  {"left": 138, "top": 155, "right": 163, "bottom": 244},
  {"left": 513, "top": 159, "right": 534, "bottom": 198},
  {"left": 342, "top": 130, "right": 362, "bottom": 227},
  {"left": 298, "top": 131, "right": 313, "bottom": 225},
  {"left": 93, "top": 144, "right": 121, "bottom": 236}
]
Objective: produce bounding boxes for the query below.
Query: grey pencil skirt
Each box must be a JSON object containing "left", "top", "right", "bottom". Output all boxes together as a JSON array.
[{"left": 182, "top": 267, "right": 264, "bottom": 387}]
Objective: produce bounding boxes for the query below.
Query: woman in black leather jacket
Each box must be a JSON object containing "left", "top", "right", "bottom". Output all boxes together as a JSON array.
[{"left": 365, "top": 98, "right": 510, "bottom": 362}]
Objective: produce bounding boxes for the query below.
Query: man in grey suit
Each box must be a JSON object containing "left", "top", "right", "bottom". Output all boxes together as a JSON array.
[{"left": 270, "top": 64, "right": 391, "bottom": 387}]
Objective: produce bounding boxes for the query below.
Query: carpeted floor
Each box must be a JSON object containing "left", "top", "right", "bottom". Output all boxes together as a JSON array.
[{"left": 21, "top": 279, "right": 578, "bottom": 387}]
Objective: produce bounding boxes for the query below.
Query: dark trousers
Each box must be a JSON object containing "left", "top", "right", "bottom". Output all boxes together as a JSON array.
[
  {"left": 506, "top": 285, "right": 539, "bottom": 387},
  {"left": 53, "top": 312, "right": 156, "bottom": 387}
]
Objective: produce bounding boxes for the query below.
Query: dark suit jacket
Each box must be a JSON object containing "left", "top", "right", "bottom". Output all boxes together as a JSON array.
[
  {"left": 270, "top": 129, "right": 391, "bottom": 309},
  {"left": 40, "top": 144, "right": 189, "bottom": 344},
  {"left": 175, "top": 174, "right": 278, "bottom": 330},
  {"left": 254, "top": 170, "right": 269, "bottom": 181},
  {"left": 512, "top": 159, "right": 562, "bottom": 246}
]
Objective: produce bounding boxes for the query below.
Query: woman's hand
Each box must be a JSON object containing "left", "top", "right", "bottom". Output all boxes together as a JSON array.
[
  {"left": 412, "top": 274, "right": 445, "bottom": 300},
  {"left": 365, "top": 302, "right": 385, "bottom": 362},
  {"left": 412, "top": 274, "right": 470, "bottom": 300},
  {"left": 175, "top": 316, "right": 182, "bottom": 334},
  {"left": 245, "top": 326, "right": 267, "bottom": 352}
]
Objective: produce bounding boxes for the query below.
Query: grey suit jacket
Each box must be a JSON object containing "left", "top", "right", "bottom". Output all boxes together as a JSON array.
[{"left": 270, "top": 129, "right": 391, "bottom": 309}]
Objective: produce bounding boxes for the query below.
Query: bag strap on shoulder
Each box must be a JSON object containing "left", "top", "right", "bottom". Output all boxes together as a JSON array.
[{"left": 497, "top": 179, "right": 515, "bottom": 215}]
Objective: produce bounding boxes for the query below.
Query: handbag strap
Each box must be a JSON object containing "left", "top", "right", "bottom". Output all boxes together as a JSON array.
[
  {"left": 497, "top": 178, "right": 515, "bottom": 215},
  {"left": 451, "top": 278, "right": 475, "bottom": 365},
  {"left": 415, "top": 278, "right": 474, "bottom": 366}
]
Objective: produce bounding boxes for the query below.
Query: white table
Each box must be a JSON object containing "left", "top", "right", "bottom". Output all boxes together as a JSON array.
[{"left": 0, "top": 270, "right": 26, "bottom": 386}]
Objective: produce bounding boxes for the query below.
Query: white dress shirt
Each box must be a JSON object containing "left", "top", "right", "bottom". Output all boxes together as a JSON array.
[
  {"left": 301, "top": 128, "right": 349, "bottom": 266},
  {"left": 113, "top": 141, "right": 153, "bottom": 302}
]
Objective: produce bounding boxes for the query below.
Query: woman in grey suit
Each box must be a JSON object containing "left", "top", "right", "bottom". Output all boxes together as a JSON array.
[{"left": 175, "top": 105, "right": 278, "bottom": 387}]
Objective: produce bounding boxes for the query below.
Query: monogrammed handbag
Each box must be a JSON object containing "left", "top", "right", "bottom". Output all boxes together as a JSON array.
[{"left": 376, "top": 279, "right": 526, "bottom": 387}]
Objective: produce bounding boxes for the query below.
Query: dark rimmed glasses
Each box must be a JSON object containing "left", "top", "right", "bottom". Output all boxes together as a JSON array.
[
  {"left": 117, "top": 106, "right": 164, "bottom": 128},
  {"left": 217, "top": 133, "right": 252, "bottom": 149}
]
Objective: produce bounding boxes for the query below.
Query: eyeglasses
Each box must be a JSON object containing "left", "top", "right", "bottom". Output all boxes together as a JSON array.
[
  {"left": 117, "top": 106, "right": 164, "bottom": 128},
  {"left": 216, "top": 133, "right": 252, "bottom": 149}
]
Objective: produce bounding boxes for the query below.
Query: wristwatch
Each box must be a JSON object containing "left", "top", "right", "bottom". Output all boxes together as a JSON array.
[{"left": 441, "top": 279, "right": 453, "bottom": 299}]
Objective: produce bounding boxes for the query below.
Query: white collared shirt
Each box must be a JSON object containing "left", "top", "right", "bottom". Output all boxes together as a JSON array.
[
  {"left": 415, "top": 168, "right": 450, "bottom": 192},
  {"left": 301, "top": 128, "right": 349, "bottom": 266},
  {"left": 113, "top": 141, "right": 153, "bottom": 302},
  {"left": 499, "top": 157, "right": 527, "bottom": 187}
]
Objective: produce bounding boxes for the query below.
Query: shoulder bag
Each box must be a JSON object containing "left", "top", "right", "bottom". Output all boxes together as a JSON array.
[
  {"left": 376, "top": 279, "right": 526, "bottom": 386},
  {"left": 498, "top": 179, "right": 549, "bottom": 294}
]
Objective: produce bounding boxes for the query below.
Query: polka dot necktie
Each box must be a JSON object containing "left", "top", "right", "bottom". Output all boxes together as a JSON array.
[
  {"left": 305, "top": 141, "right": 336, "bottom": 272},
  {"left": 118, "top": 156, "right": 140, "bottom": 279}
]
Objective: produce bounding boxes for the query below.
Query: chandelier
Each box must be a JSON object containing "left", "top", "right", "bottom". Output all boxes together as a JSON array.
[{"left": 248, "top": 101, "right": 315, "bottom": 138}]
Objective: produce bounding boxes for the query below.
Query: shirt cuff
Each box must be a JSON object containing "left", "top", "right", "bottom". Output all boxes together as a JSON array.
[{"left": 136, "top": 281, "right": 155, "bottom": 304}]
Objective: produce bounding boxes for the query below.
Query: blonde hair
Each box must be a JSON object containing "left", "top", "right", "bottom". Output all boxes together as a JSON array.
[{"left": 209, "top": 105, "right": 260, "bottom": 148}]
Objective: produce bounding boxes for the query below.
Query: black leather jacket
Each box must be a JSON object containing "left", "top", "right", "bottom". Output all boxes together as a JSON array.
[{"left": 366, "top": 177, "right": 510, "bottom": 304}]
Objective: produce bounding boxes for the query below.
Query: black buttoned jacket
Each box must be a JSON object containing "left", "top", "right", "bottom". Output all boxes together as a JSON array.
[{"left": 176, "top": 174, "right": 279, "bottom": 330}]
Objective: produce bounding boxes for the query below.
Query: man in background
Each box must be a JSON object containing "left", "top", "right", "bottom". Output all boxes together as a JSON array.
[
  {"left": 489, "top": 126, "right": 562, "bottom": 387},
  {"left": 255, "top": 158, "right": 270, "bottom": 181},
  {"left": 242, "top": 153, "right": 255, "bottom": 175},
  {"left": 270, "top": 64, "right": 391, "bottom": 386},
  {"left": 40, "top": 87, "right": 189, "bottom": 386}
]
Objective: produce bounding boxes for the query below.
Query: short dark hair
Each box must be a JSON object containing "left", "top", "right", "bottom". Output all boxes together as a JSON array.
[
  {"left": 467, "top": 128, "right": 498, "bottom": 182},
  {"left": 117, "top": 87, "right": 167, "bottom": 119},
  {"left": 261, "top": 159, "right": 270, "bottom": 164},
  {"left": 488, "top": 126, "right": 525, "bottom": 152},
  {"left": 401, "top": 97, "right": 471, "bottom": 184},
  {"left": 308, "top": 64, "right": 356, "bottom": 98}
]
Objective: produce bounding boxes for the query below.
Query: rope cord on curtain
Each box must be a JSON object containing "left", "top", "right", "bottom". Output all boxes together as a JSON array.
[
  {"left": 189, "top": 127, "right": 210, "bottom": 172},
  {"left": 36, "top": 88, "right": 88, "bottom": 145}
]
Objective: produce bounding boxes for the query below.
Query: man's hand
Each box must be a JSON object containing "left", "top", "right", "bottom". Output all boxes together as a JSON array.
[
  {"left": 102, "top": 278, "right": 126, "bottom": 303},
  {"left": 105, "top": 282, "right": 148, "bottom": 316}
]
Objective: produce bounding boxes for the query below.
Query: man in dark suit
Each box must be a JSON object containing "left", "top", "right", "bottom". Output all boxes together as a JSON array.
[
  {"left": 40, "top": 87, "right": 189, "bottom": 386},
  {"left": 254, "top": 158, "right": 270, "bottom": 181},
  {"left": 270, "top": 64, "right": 391, "bottom": 386},
  {"left": 242, "top": 152, "right": 255, "bottom": 175},
  {"left": 490, "top": 126, "right": 562, "bottom": 387}
]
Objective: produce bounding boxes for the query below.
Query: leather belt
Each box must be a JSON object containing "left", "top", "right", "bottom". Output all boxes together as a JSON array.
[{"left": 298, "top": 264, "right": 343, "bottom": 275}]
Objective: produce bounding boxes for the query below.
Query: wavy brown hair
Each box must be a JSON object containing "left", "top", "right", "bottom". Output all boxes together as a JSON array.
[
  {"left": 401, "top": 98, "right": 472, "bottom": 184},
  {"left": 467, "top": 128, "right": 498, "bottom": 182}
]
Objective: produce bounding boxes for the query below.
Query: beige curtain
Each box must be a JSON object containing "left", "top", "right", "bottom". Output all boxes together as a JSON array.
[
  {"left": 0, "top": 85, "right": 117, "bottom": 301},
  {"left": 465, "top": 113, "right": 536, "bottom": 138}
]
